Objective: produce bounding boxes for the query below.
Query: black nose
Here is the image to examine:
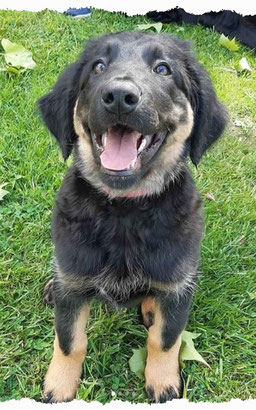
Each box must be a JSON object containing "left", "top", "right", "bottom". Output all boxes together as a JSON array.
[{"left": 101, "top": 84, "right": 140, "bottom": 116}]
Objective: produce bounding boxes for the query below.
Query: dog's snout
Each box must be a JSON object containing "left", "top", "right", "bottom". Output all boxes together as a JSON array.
[{"left": 101, "top": 84, "right": 140, "bottom": 116}]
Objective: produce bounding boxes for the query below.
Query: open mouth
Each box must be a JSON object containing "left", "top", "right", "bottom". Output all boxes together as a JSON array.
[{"left": 92, "top": 125, "right": 167, "bottom": 174}]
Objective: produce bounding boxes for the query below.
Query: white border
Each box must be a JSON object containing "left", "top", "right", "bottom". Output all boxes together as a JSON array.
[
  {"left": 0, "top": 399, "right": 256, "bottom": 408},
  {"left": 0, "top": 0, "right": 256, "bottom": 15}
]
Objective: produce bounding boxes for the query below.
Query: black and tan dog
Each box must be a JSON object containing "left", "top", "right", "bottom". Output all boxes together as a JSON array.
[{"left": 38, "top": 31, "right": 227, "bottom": 403}]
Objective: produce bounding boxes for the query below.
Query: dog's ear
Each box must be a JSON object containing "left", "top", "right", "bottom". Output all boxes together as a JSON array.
[
  {"left": 184, "top": 56, "right": 228, "bottom": 166},
  {"left": 38, "top": 61, "right": 84, "bottom": 159}
]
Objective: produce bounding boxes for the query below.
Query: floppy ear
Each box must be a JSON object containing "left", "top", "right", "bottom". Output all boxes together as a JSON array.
[
  {"left": 185, "top": 58, "right": 228, "bottom": 165},
  {"left": 38, "top": 61, "right": 84, "bottom": 159}
]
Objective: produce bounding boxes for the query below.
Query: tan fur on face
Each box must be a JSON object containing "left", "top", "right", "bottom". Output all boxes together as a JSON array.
[
  {"left": 43, "top": 304, "right": 90, "bottom": 403},
  {"left": 145, "top": 300, "right": 182, "bottom": 402},
  {"left": 73, "top": 101, "right": 194, "bottom": 198}
]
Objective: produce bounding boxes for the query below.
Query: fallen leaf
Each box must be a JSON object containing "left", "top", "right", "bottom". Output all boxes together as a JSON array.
[
  {"left": 205, "top": 193, "right": 216, "bottom": 202},
  {"left": 129, "top": 347, "right": 147, "bottom": 379},
  {"left": 180, "top": 331, "right": 210, "bottom": 368},
  {"left": 238, "top": 57, "right": 252, "bottom": 72},
  {"left": 129, "top": 330, "right": 209, "bottom": 380},
  {"left": 219, "top": 34, "right": 239, "bottom": 51},
  {"left": 1, "top": 38, "right": 36, "bottom": 71},
  {"left": 234, "top": 120, "right": 245, "bottom": 127},
  {"left": 136, "top": 23, "right": 162, "bottom": 33},
  {"left": 0, "top": 183, "right": 9, "bottom": 200}
]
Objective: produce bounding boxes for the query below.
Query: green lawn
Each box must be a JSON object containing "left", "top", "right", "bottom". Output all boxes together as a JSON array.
[{"left": 0, "top": 8, "right": 255, "bottom": 404}]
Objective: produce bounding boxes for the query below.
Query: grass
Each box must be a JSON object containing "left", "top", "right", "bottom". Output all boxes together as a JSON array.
[{"left": 0, "top": 7, "right": 255, "bottom": 404}]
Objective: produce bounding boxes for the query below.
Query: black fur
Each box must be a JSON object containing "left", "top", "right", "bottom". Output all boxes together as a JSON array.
[
  {"left": 53, "top": 280, "right": 86, "bottom": 355},
  {"left": 38, "top": 31, "right": 227, "bottom": 403},
  {"left": 160, "top": 291, "right": 193, "bottom": 351},
  {"left": 38, "top": 61, "right": 83, "bottom": 159},
  {"left": 52, "top": 167, "right": 202, "bottom": 287},
  {"left": 39, "top": 32, "right": 227, "bottom": 166},
  {"left": 184, "top": 59, "right": 227, "bottom": 165}
]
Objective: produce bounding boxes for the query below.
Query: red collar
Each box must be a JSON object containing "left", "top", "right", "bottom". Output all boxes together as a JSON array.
[{"left": 102, "top": 188, "right": 148, "bottom": 198}]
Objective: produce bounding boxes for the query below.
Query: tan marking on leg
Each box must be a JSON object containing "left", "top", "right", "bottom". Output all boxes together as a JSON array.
[
  {"left": 145, "top": 301, "right": 182, "bottom": 402},
  {"left": 43, "top": 304, "right": 90, "bottom": 403},
  {"left": 141, "top": 297, "right": 156, "bottom": 328}
]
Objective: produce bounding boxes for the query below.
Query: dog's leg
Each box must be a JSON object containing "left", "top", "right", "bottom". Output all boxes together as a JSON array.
[
  {"left": 43, "top": 279, "right": 54, "bottom": 306},
  {"left": 141, "top": 297, "right": 156, "bottom": 328},
  {"left": 43, "top": 291, "right": 90, "bottom": 403},
  {"left": 144, "top": 293, "right": 192, "bottom": 403}
]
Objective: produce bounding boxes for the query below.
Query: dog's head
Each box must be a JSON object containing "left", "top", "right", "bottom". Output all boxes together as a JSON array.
[{"left": 38, "top": 31, "right": 227, "bottom": 196}]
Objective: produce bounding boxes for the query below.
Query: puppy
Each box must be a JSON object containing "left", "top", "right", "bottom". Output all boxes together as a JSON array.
[{"left": 38, "top": 31, "right": 227, "bottom": 403}]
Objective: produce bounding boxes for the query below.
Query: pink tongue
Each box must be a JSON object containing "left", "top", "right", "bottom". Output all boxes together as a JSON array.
[{"left": 100, "top": 127, "right": 141, "bottom": 171}]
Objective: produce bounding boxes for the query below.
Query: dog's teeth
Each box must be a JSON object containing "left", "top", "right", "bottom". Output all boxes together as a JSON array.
[
  {"left": 145, "top": 135, "right": 153, "bottom": 144},
  {"left": 128, "top": 158, "right": 137, "bottom": 169},
  {"left": 138, "top": 137, "right": 147, "bottom": 154},
  {"left": 102, "top": 132, "right": 107, "bottom": 149},
  {"left": 138, "top": 135, "right": 154, "bottom": 153},
  {"left": 94, "top": 134, "right": 101, "bottom": 149}
]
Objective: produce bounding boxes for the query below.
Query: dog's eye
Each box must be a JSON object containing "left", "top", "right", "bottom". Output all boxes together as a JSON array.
[
  {"left": 93, "top": 62, "right": 106, "bottom": 74},
  {"left": 154, "top": 63, "right": 171, "bottom": 76}
]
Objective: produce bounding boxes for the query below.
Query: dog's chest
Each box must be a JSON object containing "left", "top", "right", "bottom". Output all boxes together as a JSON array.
[
  {"left": 79, "top": 209, "right": 156, "bottom": 302},
  {"left": 54, "top": 184, "right": 201, "bottom": 285},
  {"left": 82, "top": 202, "right": 168, "bottom": 276}
]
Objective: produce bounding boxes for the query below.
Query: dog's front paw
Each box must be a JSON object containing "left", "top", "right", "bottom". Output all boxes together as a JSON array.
[
  {"left": 145, "top": 380, "right": 182, "bottom": 403},
  {"left": 145, "top": 352, "right": 182, "bottom": 403},
  {"left": 43, "top": 385, "right": 76, "bottom": 404},
  {"left": 42, "top": 346, "right": 84, "bottom": 403},
  {"left": 42, "top": 361, "right": 82, "bottom": 403}
]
